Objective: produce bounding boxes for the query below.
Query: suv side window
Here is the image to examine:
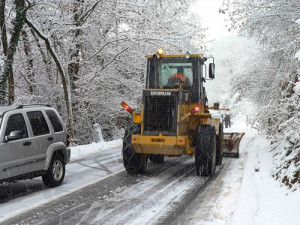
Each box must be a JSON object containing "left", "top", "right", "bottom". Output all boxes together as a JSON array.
[
  {"left": 46, "top": 110, "right": 63, "bottom": 132},
  {"left": 27, "top": 111, "right": 50, "bottom": 136},
  {"left": 5, "top": 113, "right": 29, "bottom": 140}
]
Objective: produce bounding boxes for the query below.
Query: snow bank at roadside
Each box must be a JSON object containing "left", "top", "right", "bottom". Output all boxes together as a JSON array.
[
  {"left": 231, "top": 133, "right": 300, "bottom": 225},
  {"left": 196, "top": 120, "right": 300, "bottom": 225},
  {"left": 229, "top": 90, "right": 300, "bottom": 190},
  {"left": 213, "top": 118, "right": 300, "bottom": 225},
  {"left": 272, "top": 124, "right": 300, "bottom": 190},
  {"left": 269, "top": 90, "right": 300, "bottom": 190},
  {"left": 222, "top": 99, "right": 300, "bottom": 224},
  {"left": 70, "top": 139, "right": 122, "bottom": 162}
]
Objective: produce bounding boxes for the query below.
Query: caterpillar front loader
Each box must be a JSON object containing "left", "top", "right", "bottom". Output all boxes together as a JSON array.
[{"left": 121, "top": 49, "right": 233, "bottom": 176}]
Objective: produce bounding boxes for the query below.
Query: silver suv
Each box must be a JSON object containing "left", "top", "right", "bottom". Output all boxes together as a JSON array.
[{"left": 0, "top": 104, "right": 70, "bottom": 187}]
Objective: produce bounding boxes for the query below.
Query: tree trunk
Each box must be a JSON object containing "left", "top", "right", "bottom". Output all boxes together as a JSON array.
[
  {"left": 21, "top": 29, "right": 34, "bottom": 94},
  {"left": 0, "top": 0, "right": 21, "bottom": 105},
  {"left": 7, "top": 72, "right": 14, "bottom": 104},
  {"left": 0, "top": 0, "right": 8, "bottom": 56},
  {"left": 68, "top": 0, "right": 84, "bottom": 137}
]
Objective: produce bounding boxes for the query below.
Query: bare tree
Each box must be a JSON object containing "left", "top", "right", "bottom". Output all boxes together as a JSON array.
[
  {"left": 0, "top": 0, "right": 27, "bottom": 104},
  {"left": 3, "top": 0, "right": 207, "bottom": 144},
  {"left": 25, "top": 17, "right": 74, "bottom": 136}
]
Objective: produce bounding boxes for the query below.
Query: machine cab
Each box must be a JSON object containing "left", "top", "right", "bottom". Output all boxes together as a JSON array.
[{"left": 145, "top": 50, "right": 213, "bottom": 104}]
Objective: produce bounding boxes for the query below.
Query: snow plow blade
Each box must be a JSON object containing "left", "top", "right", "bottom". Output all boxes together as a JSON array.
[{"left": 223, "top": 132, "right": 245, "bottom": 158}]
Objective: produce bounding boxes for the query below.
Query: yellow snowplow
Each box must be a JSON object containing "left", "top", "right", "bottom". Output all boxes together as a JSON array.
[{"left": 223, "top": 132, "right": 245, "bottom": 158}]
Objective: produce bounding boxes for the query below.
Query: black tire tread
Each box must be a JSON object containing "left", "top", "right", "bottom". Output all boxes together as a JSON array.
[
  {"left": 195, "top": 125, "right": 217, "bottom": 177},
  {"left": 216, "top": 123, "right": 223, "bottom": 165},
  {"left": 122, "top": 124, "right": 147, "bottom": 174},
  {"left": 42, "top": 153, "right": 65, "bottom": 187}
]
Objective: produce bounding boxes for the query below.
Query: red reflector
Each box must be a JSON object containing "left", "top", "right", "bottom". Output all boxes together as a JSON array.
[
  {"left": 191, "top": 105, "right": 201, "bottom": 115},
  {"left": 178, "top": 139, "right": 183, "bottom": 143},
  {"left": 121, "top": 101, "right": 133, "bottom": 114},
  {"left": 133, "top": 137, "right": 137, "bottom": 141}
]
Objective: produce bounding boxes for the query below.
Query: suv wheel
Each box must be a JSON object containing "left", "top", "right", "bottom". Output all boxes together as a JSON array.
[{"left": 43, "top": 153, "right": 65, "bottom": 187}]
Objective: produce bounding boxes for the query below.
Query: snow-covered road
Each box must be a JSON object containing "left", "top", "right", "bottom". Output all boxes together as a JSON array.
[
  {"left": 0, "top": 140, "right": 123, "bottom": 222},
  {"left": 1, "top": 123, "right": 300, "bottom": 225},
  {"left": 1, "top": 153, "right": 228, "bottom": 224}
]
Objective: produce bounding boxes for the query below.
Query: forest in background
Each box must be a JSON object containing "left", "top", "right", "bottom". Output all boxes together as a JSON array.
[
  {"left": 0, "top": 0, "right": 300, "bottom": 188},
  {"left": 0, "top": 0, "right": 205, "bottom": 144},
  {"left": 220, "top": 0, "right": 300, "bottom": 189}
]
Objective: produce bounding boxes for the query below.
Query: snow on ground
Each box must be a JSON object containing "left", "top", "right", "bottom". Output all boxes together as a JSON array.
[
  {"left": 71, "top": 139, "right": 122, "bottom": 161},
  {"left": 230, "top": 129, "right": 300, "bottom": 225},
  {"left": 203, "top": 119, "right": 300, "bottom": 225},
  {"left": 1, "top": 120, "right": 300, "bottom": 224},
  {"left": 0, "top": 139, "right": 123, "bottom": 222}
]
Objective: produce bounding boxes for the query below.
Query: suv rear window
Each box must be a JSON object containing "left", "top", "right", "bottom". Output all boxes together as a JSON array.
[
  {"left": 27, "top": 111, "right": 50, "bottom": 136},
  {"left": 46, "top": 110, "right": 63, "bottom": 132}
]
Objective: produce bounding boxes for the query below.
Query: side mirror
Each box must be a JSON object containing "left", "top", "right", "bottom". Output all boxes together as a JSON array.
[
  {"left": 4, "top": 136, "right": 10, "bottom": 143},
  {"left": 214, "top": 103, "right": 219, "bottom": 109},
  {"left": 209, "top": 63, "right": 215, "bottom": 79},
  {"left": 4, "top": 131, "right": 22, "bottom": 142}
]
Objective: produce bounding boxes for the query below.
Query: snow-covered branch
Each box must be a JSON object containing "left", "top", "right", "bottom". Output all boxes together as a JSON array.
[{"left": 25, "top": 16, "right": 73, "bottom": 135}]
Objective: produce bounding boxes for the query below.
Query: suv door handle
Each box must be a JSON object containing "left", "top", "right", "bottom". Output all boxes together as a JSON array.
[
  {"left": 23, "top": 141, "right": 32, "bottom": 146},
  {"left": 48, "top": 137, "right": 54, "bottom": 141}
]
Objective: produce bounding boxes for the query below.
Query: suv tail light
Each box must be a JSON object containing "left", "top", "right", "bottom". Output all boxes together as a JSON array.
[{"left": 67, "top": 133, "right": 70, "bottom": 147}]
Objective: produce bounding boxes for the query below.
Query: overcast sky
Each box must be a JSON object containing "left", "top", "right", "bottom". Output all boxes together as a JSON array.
[{"left": 190, "top": 0, "right": 231, "bottom": 41}]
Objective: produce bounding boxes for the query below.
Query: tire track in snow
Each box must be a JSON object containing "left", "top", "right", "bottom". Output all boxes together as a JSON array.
[
  {"left": 160, "top": 160, "right": 229, "bottom": 225},
  {"left": 171, "top": 136, "right": 256, "bottom": 224},
  {"left": 2, "top": 156, "right": 193, "bottom": 225}
]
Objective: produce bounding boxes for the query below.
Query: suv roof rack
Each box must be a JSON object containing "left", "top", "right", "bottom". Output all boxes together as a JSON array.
[
  {"left": 16, "top": 104, "right": 52, "bottom": 109},
  {"left": 0, "top": 104, "right": 53, "bottom": 116}
]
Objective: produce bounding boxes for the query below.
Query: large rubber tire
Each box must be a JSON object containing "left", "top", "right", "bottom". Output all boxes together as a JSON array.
[
  {"left": 149, "top": 154, "right": 165, "bottom": 164},
  {"left": 216, "top": 123, "right": 224, "bottom": 165},
  {"left": 122, "top": 125, "right": 148, "bottom": 174},
  {"left": 42, "top": 153, "right": 65, "bottom": 187},
  {"left": 195, "top": 125, "right": 217, "bottom": 176}
]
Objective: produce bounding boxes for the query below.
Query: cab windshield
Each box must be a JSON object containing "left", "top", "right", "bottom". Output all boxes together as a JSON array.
[
  {"left": 147, "top": 57, "right": 198, "bottom": 89},
  {"left": 159, "top": 62, "right": 193, "bottom": 87}
]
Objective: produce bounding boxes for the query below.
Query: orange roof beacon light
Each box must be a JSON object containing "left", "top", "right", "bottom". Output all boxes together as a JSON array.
[
  {"left": 121, "top": 101, "right": 133, "bottom": 114},
  {"left": 157, "top": 48, "right": 164, "bottom": 56},
  {"left": 191, "top": 105, "right": 201, "bottom": 115}
]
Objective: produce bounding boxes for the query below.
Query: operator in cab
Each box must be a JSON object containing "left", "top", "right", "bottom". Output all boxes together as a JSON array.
[{"left": 167, "top": 67, "right": 191, "bottom": 87}]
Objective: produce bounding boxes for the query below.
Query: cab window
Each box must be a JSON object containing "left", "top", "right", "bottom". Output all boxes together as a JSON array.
[
  {"left": 147, "top": 57, "right": 197, "bottom": 89},
  {"left": 27, "top": 111, "right": 50, "bottom": 136},
  {"left": 159, "top": 63, "right": 193, "bottom": 87},
  {"left": 5, "top": 113, "right": 28, "bottom": 140}
]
